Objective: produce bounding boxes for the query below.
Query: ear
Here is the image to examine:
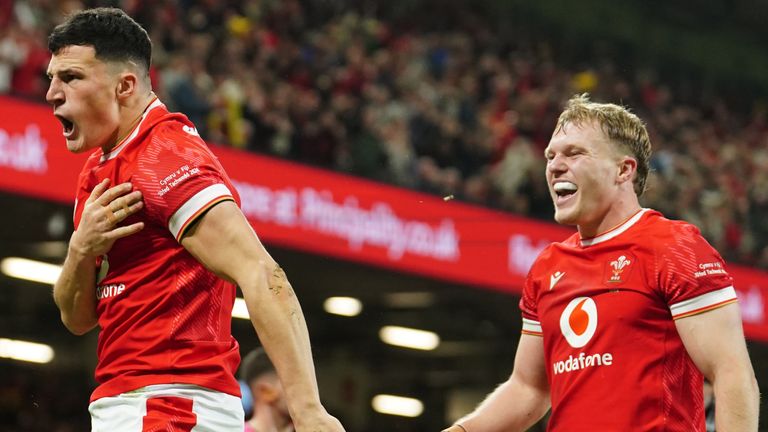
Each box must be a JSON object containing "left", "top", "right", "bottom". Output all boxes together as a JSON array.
[
  {"left": 115, "top": 72, "right": 139, "bottom": 102},
  {"left": 616, "top": 156, "right": 637, "bottom": 185},
  {"left": 255, "top": 381, "right": 280, "bottom": 403}
]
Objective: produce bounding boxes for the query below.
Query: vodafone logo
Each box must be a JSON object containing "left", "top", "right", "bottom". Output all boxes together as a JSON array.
[{"left": 559, "top": 297, "right": 598, "bottom": 348}]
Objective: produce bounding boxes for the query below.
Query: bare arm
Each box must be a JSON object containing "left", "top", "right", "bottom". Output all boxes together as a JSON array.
[
  {"left": 676, "top": 303, "right": 759, "bottom": 432},
  {"left": 53, "top": 179, "right": 144, "bottom": 335},
  {"left": 181, "top": 200, "right": 343, "bottom": 432},
  {"left": 443, "top": 334, "right": 551, "bottom": 432}
]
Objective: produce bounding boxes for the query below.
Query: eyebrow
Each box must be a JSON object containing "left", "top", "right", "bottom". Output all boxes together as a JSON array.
[
  {"left": 46, "top": 67, "right": 84, "bottom": 79},
  {"left": 544, "top": 143, "right": 585, "bottom": 157}
]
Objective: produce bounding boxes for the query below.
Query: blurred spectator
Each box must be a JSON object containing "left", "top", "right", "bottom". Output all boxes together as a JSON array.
[
  {"left": 240, "top": 348, "right": 293, "bottom": 432},
  {"left": 3, "top": 1, "right": 768, "bottom": 430},
  {"left": 2, "top": 0, "right": 768, "bottom": 268},
  {"left": 0, "top": 24, "right": 26, "bottom": 93}
]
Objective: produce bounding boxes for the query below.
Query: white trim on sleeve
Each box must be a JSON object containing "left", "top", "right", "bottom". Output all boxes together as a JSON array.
[
  {"left": 669, "top": 286, "right": 738, "bottom": 319},
  {"left": 522, "top": 318, "right": 543, "bottom": 335},
  {"left": 168, "top": 184, "right": 233, "bottom": 240}
]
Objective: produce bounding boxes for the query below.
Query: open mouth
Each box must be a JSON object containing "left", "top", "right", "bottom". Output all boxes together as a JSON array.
[
  {"left": 553, "top": 181, "right": 578, "bottom": 203},
  {"left": 55, "top": 114, "right": 76, "bottom": 138}
]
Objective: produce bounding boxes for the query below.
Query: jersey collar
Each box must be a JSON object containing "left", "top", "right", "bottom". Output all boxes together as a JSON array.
[{"left": 579, "top": 208, "right": 649, "bottom": 247}]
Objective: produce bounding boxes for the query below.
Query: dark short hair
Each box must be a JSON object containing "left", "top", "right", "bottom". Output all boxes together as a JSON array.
[
  {"left": 240, "top": 348, "right": 276, "bottom": 384},
  {"left": 48, "top": 7, "right": 151, "bottom": 72}
]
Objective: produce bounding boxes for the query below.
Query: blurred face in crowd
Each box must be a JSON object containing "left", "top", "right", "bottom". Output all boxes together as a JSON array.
[
  {"left": 46, "top": 45, "right": 123, "bottom": 153},
  {"left": 545, "top": 120, "right": 638, "bottom": 237},
  {"left": 250, "top": 372, "right": 292, "bottom": 429}
]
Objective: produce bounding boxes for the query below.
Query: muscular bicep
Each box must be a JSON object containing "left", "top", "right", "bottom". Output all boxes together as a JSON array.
[
  {"left": 675, "top": 303, "right": 751, "bottom": 380},
  {"left": 180, "top": 200, "right": 273, "bottom": 284}
]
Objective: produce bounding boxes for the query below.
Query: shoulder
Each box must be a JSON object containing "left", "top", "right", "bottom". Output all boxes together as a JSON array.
[
  {"left": 147, "top": 116, "right": 206, "bottom": 148},
  {"left": 641, "top": 211, "right": 707, "bottom": 249},
  {"left": 529, "top": 232, "right": 579, "bottom": 274},
  {"left": 136, "top": 117, "right": 216, "bottom": 166},
  {"left": 642, "top": 211, "right": 726, "bottom": 279},
  {"left": 152, "top": 116, "right": 203, "bottom": 139}
]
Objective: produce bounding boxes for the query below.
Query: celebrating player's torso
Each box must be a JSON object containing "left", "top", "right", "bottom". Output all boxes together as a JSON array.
[
  {"left": 521, "top": 209, "right": 736, "bottom": 431},
  {"left": 73, "top": 99, "right": 242, "bottom": 402}
]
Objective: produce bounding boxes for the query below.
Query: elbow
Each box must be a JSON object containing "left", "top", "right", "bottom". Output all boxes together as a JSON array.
[
  {"left": 61, "top": 314, "right": 97, "bottom": 336},
  {"left": 67, "top": 325, "right": 94, "bottom": 336},
  {"left": 65, "top": 322, "right": 96, "bottom": 336},
  {"left": 737, "top": 365, "right": 759, "bottom": 399},
  {"left": 713, "top": 366, "right": 761, "bottom": 403}
]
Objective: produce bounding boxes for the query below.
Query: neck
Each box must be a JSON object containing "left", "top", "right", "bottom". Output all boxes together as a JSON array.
[
  {"left": 102, "top": 91, "right": 156, "bottom": 153},
  {"left": 578, "top": 194, "right": 641, "bottom": 239}
]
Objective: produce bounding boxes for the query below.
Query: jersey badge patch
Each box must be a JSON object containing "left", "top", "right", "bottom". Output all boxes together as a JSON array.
[{"left": 604, "top": 254, "right": 635, "bottom": 284}]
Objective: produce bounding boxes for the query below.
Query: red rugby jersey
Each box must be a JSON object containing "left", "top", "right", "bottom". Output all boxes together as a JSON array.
[
  {"left": 520, "top": 209, "right": 737, "bottom": 431},
  {"left": 73, "top": 98, "right": 242, "bottom": 402}
]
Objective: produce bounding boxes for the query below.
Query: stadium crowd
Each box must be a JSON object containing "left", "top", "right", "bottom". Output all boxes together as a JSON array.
[{"left": 2, "top": 0, "right": 767, "bottom": 273}]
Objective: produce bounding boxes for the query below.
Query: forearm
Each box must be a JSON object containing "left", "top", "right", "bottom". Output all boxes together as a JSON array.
[
  {"left": 53, "top": 242, "right": 98, "bottom": 335},
  {"left": 457, "top": 376, "right": 550, "bottom": 432},
  {"left": 241, "top": 262, "right": 322, "bottom": 416},
  {"left": 713, "top": 369, "right": 760, "bottom": 432}
]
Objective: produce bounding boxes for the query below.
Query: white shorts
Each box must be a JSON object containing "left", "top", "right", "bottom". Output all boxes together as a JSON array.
[{"left": 89, "top": 384, "right": 244, "bottom": 432}]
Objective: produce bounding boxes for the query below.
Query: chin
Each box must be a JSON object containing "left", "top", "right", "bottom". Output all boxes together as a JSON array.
[
  {"left": 65, "top": 140, "right": 84, "bottom": 153},
  {"left": 553, "top": 208, "right": 579, "bottom": 226},
  {"left": 67, "top": 136, "right": 102, "bottom": 154}
]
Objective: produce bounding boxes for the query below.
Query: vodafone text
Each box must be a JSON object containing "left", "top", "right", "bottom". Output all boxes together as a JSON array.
[
  {"left": 96, "top": 283, "right": 126, "bottom": 300},
  {"left": 553, "top": 352, "right": 613, "bottom": 375}
]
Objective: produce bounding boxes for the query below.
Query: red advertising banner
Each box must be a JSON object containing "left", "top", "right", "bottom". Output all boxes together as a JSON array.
[{"left": 1, "top": 95, "right": 766, "bottom": 340}]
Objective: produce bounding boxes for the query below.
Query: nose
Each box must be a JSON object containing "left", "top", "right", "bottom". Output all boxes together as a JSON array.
[
  {"left": 547, "top": 154, "right": 567, "bottom": 176},
  {"left": 46, "top": 77, "right": 64, "bottom": 106}
]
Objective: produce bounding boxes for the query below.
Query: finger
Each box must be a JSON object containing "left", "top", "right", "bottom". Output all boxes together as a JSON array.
[
  {"left": 106, "top": 222, "right": 145, "bottom": 239},
  {"left": 96, "top": 182, "right": 135, "bottom": 207},
  {"left": 86, "top": 178, "right": 111, "bottom": 203},
  {"left": 125, "top": 200, "right": 143, "bottom": 215},
  {"left": 111, "top": 201, "right": 144, "bottom": 223},
  {"left": 121, "top": 190, "right": 143, "bottom": 209},
  {"left": 108, "top": 190, "right": 142, "bottom": 213},
  {"left": 104, "top": 206, "right": 117, "bottom": 226}
]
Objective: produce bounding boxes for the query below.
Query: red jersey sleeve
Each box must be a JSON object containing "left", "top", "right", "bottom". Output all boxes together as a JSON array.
[
  {"left": 520, "top": 262, "right": 543, "bottom": 337},
  {"left": 133, "top": 123, "right": 235, "bottom": 241},
  {"left": 657, "top": 222, "right": 737, "bottom": 319}
]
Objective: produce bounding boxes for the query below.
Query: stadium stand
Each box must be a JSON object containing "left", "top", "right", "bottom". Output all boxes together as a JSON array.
[{"left": 1, "top": 0, "right": 767, "bottom": 430}]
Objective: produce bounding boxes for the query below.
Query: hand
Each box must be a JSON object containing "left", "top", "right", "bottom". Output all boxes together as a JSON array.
[
  {"left": 292, "top": 410, "right": 345, "bottom": 432},
  {"left": 70, "top": 179, "right": 144, "bottom": 258},
  {"left": 442, "top": 425, "right": 468, "bottom": 432}
]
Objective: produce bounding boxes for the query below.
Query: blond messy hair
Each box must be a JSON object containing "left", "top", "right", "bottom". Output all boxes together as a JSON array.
[{"left": 555, "top": 94, "right": 652, "bottom": 196}]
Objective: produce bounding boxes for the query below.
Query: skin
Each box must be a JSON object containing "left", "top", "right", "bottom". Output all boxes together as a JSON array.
[
  {"left": 46, "top": 45, "right": 152, "bottom": 154},
  {"left": 248, "top": 372, "right": 294, "bottom": 432},
  {"left": 442, "top": 335, "right": 550, "bottom": 432},
  {"left": 544, "top": 121, "right": 640, "bottom": 238},
  {"left": 182, "top": 202, "right": 343, "bottom": 431},
  {"left": 443, "top": 121, "right": 759, "bottom": 431},
  {"left": 676, "top": 304, "right": 759, "bottom": 431},
  {"left": 48, "top": 44, "right": 344, "bottom": 431}
]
